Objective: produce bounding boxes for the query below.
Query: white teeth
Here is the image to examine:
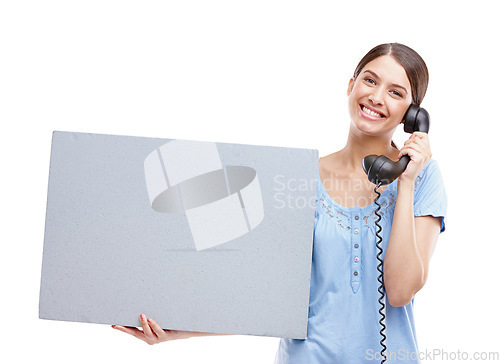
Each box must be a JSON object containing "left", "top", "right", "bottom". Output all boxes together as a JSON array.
[{"left": 362, "top": 106, "right": 383, "bottom": 118}]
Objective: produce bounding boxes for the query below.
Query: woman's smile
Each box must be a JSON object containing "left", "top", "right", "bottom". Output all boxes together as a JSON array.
[{"left": 359, "top": 104, "right": 386, "bottom": 121}]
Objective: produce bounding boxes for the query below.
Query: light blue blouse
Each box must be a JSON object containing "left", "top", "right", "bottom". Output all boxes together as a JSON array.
[{"left": 275, "top": 159, "right": 447, "bottom": 364}]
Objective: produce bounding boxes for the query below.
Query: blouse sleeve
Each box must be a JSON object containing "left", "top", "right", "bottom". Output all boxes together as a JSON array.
[{"left": 413, "top": 159, "right": 448, "bottom": 233}]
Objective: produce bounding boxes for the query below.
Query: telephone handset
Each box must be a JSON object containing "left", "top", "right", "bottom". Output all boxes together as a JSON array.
[
  {"left": 362, "top": 104, "right": 431, "bottom": 186},
  {"left": 362, "top": 104, "right": 430, "bottom": 364}
]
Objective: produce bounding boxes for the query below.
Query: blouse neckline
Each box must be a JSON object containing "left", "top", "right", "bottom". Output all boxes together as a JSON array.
[{"left": 316, "top": 169, "right": 398, "bottom": 213}]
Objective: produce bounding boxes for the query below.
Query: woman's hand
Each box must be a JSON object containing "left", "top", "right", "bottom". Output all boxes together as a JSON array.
[
  {"left": 112, "top": 314, "right": 191, "bottom": 345},
  {"left": 397, "top": 131, "right": 432, "bottom": 183}
]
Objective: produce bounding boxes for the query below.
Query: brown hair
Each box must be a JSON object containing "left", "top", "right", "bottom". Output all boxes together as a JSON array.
[{"left": 353, "top": 43, "right": 429, "bottom": 106}]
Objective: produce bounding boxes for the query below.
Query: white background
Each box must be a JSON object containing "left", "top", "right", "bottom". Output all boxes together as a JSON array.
[{"left": 1, "top": 1, "right": 498, "bottom": 363}]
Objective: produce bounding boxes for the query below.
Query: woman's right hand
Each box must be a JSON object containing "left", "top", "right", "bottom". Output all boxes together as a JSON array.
[{"left": 112, "top": 314, "right": 193, "bottom": 345}]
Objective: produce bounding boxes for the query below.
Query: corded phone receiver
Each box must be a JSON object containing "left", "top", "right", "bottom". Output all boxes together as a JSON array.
[
  {"left": 363, "top": 103, "right": 430, "bottom": 364},
  {"left": 362, "top": 104, "right": 430, "bottom": 186}
]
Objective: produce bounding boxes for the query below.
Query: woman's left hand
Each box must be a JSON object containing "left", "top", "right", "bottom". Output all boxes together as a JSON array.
[{"left": 397, "top": 131, "right": 432, "bottom": 183}]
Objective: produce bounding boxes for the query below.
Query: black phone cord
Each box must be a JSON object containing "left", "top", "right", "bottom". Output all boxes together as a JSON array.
[{"left": 374, "top": 182, "right": 387, "bottom": 364}]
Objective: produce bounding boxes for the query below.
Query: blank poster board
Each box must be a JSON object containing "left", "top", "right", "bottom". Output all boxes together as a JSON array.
[{"left": 39, "top": 131, "right": 318, "bottom": 339}]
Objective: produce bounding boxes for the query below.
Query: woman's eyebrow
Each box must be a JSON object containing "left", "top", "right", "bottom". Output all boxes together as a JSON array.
[{"left": 363, "top": 70, "right": 408, "bottom": 94}]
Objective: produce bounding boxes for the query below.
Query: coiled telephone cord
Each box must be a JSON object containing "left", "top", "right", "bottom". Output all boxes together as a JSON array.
[{"left": 374, "top": 182, "right": 387, "bottom": 364}]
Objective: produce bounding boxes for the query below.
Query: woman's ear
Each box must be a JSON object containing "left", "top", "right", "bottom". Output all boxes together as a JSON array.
[{"left": 347, "top": 77, "right": 354, "bottom": 96}]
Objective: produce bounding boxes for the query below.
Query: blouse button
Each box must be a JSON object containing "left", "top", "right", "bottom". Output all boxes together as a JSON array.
[
  {"left": 354, "top": 257, "right": 359, "bottom": 263},
  {"left": 354, "top": 244, "right": 359, "bottom": 248},
  {"left": 354, "top": 229, "right": 359, "bottom": 234},
  {"left": 355, "top": 216, "right": 359, "bottom": 220},
  {"left": 353, "top": 271, "right": 358, "bottom": 276}
]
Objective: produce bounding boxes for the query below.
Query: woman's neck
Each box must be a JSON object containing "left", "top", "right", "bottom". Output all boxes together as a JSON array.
[{"left": 335, "top": 127, "right": 399, "bottom": 174}]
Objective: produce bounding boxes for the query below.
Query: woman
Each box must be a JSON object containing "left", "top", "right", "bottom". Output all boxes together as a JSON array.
[{"left": 112, "top": 43, "right": 448, "bottom": 364}]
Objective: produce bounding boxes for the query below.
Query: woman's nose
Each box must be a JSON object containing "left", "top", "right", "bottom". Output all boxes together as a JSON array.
[{"left": 368, "top": 89, "right": 384, "bottom": 105}]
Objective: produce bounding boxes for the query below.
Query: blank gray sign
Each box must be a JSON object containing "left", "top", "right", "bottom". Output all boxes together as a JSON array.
[{"left": 39, "top": 131, "right": 318, "bottom": 339}]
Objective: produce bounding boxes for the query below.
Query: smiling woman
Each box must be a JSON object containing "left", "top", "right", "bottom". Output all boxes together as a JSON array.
[{"left": 274, "top": 43, "right": 447, "bottom": 363}]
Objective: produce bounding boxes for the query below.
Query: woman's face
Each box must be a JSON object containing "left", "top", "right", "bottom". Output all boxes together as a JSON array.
[{"left": 347, "top": 55, "right": 412, "bottom": 136}]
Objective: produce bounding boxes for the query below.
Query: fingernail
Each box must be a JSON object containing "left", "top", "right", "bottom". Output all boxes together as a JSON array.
[
  {"left": 141, "top": 314, "right": 146, "bottom": 320},
  {"left": 147, "top": 318, "right": 151, "bottom": 323}
]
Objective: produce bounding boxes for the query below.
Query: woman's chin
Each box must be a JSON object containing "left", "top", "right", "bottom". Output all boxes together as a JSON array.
[{"left": 352, "top": 119, "right": 384, "bottom": 134}]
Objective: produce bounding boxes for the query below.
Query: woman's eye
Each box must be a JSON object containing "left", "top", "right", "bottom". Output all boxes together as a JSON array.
[
  {"left": 390, "top": 90, "right": 403, "bottom": 97},
  {"left": 363, "top": 77, "right": 375, "bottom": 85}
]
